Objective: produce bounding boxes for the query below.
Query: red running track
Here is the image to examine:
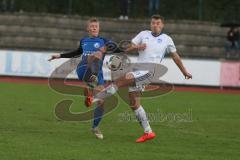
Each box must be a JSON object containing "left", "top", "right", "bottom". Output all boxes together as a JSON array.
[{"left": 0, "top": 76, "right": 240, "bottom": 94}]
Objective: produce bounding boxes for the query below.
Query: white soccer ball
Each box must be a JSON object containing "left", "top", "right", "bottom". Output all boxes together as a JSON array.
[{"left": 106, "top": 55, "right": 122, "bottom": 71}]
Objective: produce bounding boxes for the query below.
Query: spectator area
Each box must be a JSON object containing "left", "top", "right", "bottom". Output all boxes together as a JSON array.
[{"left": 0, "top": 13, "right": 228, "bottom": 59}]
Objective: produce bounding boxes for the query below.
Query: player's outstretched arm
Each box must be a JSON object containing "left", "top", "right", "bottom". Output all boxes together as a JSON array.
[
  {"left": 48, "top": 47, "right": 83, "bottom": 62},
  {"left": 171, "top": 52, "right": 192, "bottom": 79}
]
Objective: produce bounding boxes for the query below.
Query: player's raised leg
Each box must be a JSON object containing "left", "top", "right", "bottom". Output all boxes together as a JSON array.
[{"left": 86, "top": 72, "right": 136, "bottom": 106}]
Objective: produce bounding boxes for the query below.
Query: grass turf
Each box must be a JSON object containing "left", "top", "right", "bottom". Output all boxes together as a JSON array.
[{"left": 0, "top": 82, "right": 240, "bottom": 160}]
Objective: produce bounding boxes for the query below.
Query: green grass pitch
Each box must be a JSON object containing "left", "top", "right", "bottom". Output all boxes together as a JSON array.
[{"left": 0, "top": 82, "right": 240, "bottom": 160}]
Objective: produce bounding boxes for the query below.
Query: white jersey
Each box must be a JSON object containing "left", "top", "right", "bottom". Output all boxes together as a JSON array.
[{"left": 131, "top": 30, "right": 177, "bottom": 63}]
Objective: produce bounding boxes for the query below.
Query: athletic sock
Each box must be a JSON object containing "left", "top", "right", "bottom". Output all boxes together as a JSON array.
[
  {"left": 95, "top": 84, "right": 118, "bottom": 99},
  {"left": 92, "top": 106, "right": 104, "bottom": 129},
  {"left": 106, "top": 84, "right": 118, "bottom": 94},
  {"left": 134, "top": 106, "right": 152, "bottom": 133}
]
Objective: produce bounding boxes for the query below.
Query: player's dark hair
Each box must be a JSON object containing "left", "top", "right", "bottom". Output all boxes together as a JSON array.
[{"left": 151, "top": 15, "right": 165, "bottom": 23}]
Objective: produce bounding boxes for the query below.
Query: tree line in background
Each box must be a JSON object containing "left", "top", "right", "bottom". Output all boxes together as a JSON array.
[{"left": 1, "top": 0, "right": 239, "bottom": 22}]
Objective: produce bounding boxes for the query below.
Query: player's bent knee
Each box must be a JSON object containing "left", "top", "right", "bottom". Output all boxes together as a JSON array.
[
  {"left": 125, "top": 72, "right": 134, "bottom": 80},
  {"left": 130, "top": 105, "right": 140, "bottom": 110},
  {"left": 129, "top": 100, "right": 140, "bottom": 110},
  {"left": 97, "top": 100, "right": 104, "bottom": 107}
]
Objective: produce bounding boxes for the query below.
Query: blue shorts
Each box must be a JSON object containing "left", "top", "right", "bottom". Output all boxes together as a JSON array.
[{"left": 76, "top": 64, "right": 104, "bottom": 85}]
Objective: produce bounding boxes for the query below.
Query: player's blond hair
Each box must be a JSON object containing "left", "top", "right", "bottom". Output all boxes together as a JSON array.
[{"left": 87, "top": 17, "right": 99, "bottom": 24}]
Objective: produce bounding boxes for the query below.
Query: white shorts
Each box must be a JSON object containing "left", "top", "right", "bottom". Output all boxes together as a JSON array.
[
  {"left": 110, "top": 63, "right": 157, "bottom": 92},
  {"left": 128, "top": 70, "right": 151, "bottom": 92}
]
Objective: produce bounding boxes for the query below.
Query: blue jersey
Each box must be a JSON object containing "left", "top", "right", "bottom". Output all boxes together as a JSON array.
[
  {"left": 80, "top": 36, "right": 108, "bottom": 67},
  {"left": 77, "top": 36, "right": 109, "bottom": 85}
]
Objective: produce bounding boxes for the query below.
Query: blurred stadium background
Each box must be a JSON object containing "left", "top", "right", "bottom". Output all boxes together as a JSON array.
[{"left": 0, "top": 0, "right": 239, "bottom": 160}]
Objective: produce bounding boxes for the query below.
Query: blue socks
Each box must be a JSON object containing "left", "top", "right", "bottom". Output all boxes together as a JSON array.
[{"left": 92, "top": 106, "right": 104, "bottom": 129}]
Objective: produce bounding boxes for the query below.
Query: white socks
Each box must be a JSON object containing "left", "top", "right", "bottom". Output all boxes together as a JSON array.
[
  {"left": 106, "top": 84, "right": 118, "bottom": 95},
  {"left": 95, "top": 84, "right": 118, "bottom": 99},
  {"left": 134, "top": 106, "right": 152, "bottom": 133}
]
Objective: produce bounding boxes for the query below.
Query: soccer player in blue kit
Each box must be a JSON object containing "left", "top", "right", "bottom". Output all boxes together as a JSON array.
[{"left": 48, "top": 17, "right": 109, "bottom": 139}]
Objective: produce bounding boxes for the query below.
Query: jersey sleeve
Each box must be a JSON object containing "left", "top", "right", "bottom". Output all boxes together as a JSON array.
[
  {"left": 131, "top": 31, "right": 144, "bottom": 45},
  {"left": 60, "top": 40, "right": 83, "bottom": 58},
  {"left": 166, "top": 37, "right": 177, "bottom": 54}
]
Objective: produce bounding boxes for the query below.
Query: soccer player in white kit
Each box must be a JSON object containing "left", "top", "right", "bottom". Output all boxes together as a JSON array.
[{"left": 86, "top": 15, "right": 192, "bottom": 143}]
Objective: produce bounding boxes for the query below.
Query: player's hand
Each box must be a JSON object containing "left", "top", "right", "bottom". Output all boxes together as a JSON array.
[
  {"left": 99, "top": 47, "right": 106, "bottom": 53},
  {"left": 91, "top": 51, "right": 103, "bottom": 60},
  {"left": 48, "top": 54, "right": 60, "bottom": 61},
  {"left": 137, "top": 43, "right": 147, "bottom": 51},
  {"left": 184, "top": 72, "right": 192, "bottom": 79}
]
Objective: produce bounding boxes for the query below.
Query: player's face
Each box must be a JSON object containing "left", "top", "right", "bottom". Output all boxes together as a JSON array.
[
  {"left": 150, "top": 19, "right": 164, "bottom": 34},
  {"left": 87, "top": 22, "right": 100, "bottom": 37}
]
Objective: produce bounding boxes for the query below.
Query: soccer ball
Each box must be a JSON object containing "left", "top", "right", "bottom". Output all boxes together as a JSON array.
[{"left": 106, "top": 55, "right": 122, "bottom": 71}]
